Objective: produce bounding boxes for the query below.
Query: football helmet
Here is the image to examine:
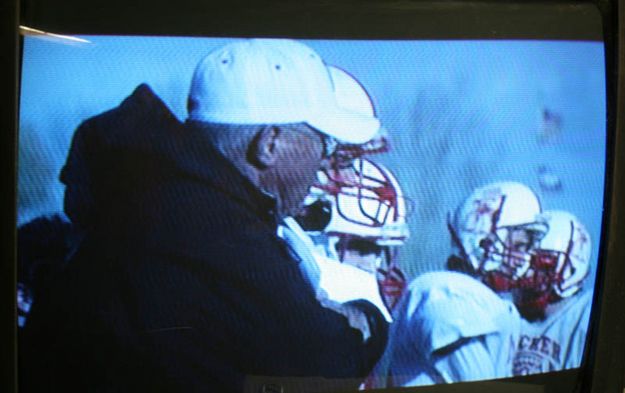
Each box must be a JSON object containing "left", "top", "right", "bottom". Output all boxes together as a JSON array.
[
  {"left": 449, "top": 181, "right": 548, "bottom": 291},
  {"left": 301, "top": 157, "right": 411, "bottom": 310},
  {"left": 515, "top": 210, "right": 591, "bottom": 313},
  {"left": 326, "top": 65, "right": 388, "bottom": 167},
  {"left": 317, "top": 158, "right": 410, "bottom": 245}
]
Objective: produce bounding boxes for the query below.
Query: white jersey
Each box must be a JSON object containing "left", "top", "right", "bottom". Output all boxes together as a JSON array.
[
  {"left": 375, "top": 271, "right": 521, "bottom": 388},
  {"left": 512, "top": 290, "right": 593, "bottom": 375},
  {"left": 277, "top": 217, "right": 392, "bottom": 322}
]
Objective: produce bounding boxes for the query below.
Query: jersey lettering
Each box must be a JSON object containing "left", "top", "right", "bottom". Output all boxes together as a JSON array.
[{"left": 514, "top": 334, "right": 562, "bottom": 374}]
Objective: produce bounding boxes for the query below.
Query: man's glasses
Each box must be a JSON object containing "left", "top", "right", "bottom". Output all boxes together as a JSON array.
[
  {"left": 291, "top": 124, "right": 339, "bottom": 161},
  {"left": 318, "top": 132, "right": 338, "bottom": 160}
]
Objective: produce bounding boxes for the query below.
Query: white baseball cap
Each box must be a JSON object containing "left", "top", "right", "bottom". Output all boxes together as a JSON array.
[{"left": 188, "top": 39, "right": 380, "bottom": 144}]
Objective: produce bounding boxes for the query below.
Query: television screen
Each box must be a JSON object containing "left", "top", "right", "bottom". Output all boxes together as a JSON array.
[
  {"left": 16, "top": 34, "right": 606, "bottom": 389},
  {"left": 10, "top": 1, "right": 624, "bottom": 393}
]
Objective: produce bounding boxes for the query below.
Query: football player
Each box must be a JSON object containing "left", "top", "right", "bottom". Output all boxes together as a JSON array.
[
  {"left": 511, "top": 210, "right": 593, "bottom": 374},
  {"left": 277, "top": 65, "right": 400, "bottom": 337},
  {"left": 301, "top": 156, "right": 411, "bottom": 312},
  {"left": 295, "top": 156, "right": 412, "bottom": 391},
  {"left": 378, "top": 181, "right": 545, "bottom": 387}
]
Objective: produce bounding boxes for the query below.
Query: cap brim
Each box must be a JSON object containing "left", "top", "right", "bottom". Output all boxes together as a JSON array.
[{"left": 307, "top": 109, "right": 381, "bottom": 144}]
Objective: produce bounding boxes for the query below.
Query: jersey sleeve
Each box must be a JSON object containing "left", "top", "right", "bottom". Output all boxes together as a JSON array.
[
  {"left": 384, "top": 271, "right": 521, "bottom": 386},
  {"left": 429, "top": 336, "right": 496, "bottom": 383},
  {"left": 400, "top": 271, "right": 518, "bottom": 354}
]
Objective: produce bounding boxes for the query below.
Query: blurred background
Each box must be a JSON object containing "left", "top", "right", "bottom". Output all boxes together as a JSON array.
[{"left": 18, "top": 36, "right": 605, "bottom": 285}]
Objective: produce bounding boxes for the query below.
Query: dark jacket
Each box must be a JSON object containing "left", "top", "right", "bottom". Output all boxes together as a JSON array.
[{"left": 20, "top": 84, "right": 388, "bottom": 393}]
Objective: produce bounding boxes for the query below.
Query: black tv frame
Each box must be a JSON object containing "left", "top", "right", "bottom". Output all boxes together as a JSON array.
[
  {"left": 2, "top": 0, "right": 19, "bottom": 391},
  {"left": 3, "top": 1, "right": 624, "bottom": 393}
]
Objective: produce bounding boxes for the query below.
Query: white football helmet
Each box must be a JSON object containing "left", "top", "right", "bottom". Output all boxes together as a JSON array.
[
  {"left": 449, "top": 181, "right": 548, "bottom": 291},
  {"left": 326, "top": 65, "right": 388, "bottom": 167},
  {"left": 318, "top": 158, "right": 410, "bottom": 245},
  {"left": 300, "top": 157, "right": 411, "bottom": 310},
  {"left": 515, "top": 210, "right": 591, "bottom": 312}
]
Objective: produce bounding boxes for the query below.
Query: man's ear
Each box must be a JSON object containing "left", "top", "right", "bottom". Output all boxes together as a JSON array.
[{"left": 248, "top": 125, "right": 281, "bottom": 168}]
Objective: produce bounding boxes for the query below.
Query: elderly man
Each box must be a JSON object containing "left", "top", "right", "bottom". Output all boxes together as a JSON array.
[{"left": 20, "top": 39, "right": 388, "bottom": 393}]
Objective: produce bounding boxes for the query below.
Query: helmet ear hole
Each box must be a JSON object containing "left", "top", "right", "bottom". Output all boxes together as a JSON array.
[
  {"left": 479, "top": 237, "right": 494, "bottom": 251},
  {"left": 296, "top": 199, "right": 332, "bottom": 232}
]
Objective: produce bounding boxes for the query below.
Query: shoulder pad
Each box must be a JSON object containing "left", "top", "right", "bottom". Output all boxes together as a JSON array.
[{"left": 398, "top": 271, "right": 518, "bottom": 353}]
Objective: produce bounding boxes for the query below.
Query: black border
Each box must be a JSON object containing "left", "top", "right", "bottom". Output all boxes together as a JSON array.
[
  {"left": 5, "top": 1, "right": 625, "bottom": 393},
  {"left": 581, "top": 1, "right": 625, "bottom": 393},
  {"left": 16, "top": 1, "right": 606, "bottom": 40},
  {"left": 2, "top": 0, "right": 18, "bottom": 391}
]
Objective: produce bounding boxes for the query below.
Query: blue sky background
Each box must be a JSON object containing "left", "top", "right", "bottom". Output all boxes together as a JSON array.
[{"left": 18, "top": 36, "right": 606, "bottom": 286}]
